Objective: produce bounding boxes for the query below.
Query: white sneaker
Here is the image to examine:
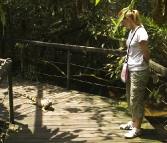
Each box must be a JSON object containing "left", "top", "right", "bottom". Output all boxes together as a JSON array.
[
  {"left": 150, "top": 71, "right": 159, "bottom": 84},
  {"left": 120, "top": 121, "right": 134, "bottom": 130},
  {"left": 124, "top": 128, "right": 141, "bottom": 139}
]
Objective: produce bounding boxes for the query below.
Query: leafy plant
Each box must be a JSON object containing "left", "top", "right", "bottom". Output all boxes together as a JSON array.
[
  {"left": 104, "top": 53, "right": 125, "bottom": 82},
  {"left": 0, "top": 4, "right": 5, "bottom": 35},
  {"left": 141, "top": 16, "right": 167, "bottom": 66},
  {"left": 24, "top": 64, "right": 39, "bottom": 81},
  {"left": 112, "top": 0, "right": 135, "bottom": 35}
]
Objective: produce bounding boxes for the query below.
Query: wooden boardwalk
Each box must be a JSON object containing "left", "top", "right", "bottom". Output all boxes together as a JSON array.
[{"left": 0, "top": 78, "right": 165, "bottom": 143}]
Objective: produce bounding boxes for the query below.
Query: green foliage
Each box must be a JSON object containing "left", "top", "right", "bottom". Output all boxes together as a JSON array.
[
  {"left": 104, "top": 54, "right": 125, "bottom": 82},
  {"left": 146, "top": 82, "right": 167, "bottom": 104},
  {"left": 0, "top": 4, "right": 5, "bottom": 35},
  {"left": 0, "top": 0, "right": 119, "bottom": 48},
  {"left": 17, "top": 43, "right": 24, "bottom": 49},
  {"left": 24, "top": 64, "right": 39, "bottom": 81},
  {"left": 96, "top": 0, "right": 100, "bottom": 5},
  {"left": 95, "top": 0, "right": 100, "bottom": 5},
  {"left": 113, "top": 0, "right": 135, "bottom": 34},
  {"left": 135, "top": 0, "right": 154, "bottom": 16},
  {"left": 142, "top": 16, "right": 167, "bottom": 66}
]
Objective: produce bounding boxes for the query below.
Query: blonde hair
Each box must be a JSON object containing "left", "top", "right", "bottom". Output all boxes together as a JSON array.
[{"left": 118, "top": 9, "right": 142, "bottom": 26}]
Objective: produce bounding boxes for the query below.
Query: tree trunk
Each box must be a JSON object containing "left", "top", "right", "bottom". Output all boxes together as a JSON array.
[
  {"left": 153, "top": 0, "right": 164, "bottom": 24},
  {"left": 164, "top": 0, "right": 167, "bottom": 21}
]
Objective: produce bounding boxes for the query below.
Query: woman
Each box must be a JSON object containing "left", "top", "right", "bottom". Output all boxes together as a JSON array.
[{"left": 118, "top": 9, "right": 150, "bottom": 139}]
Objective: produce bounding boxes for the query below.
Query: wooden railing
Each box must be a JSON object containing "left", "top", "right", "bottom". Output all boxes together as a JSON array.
[
  {"left": 0, "top": 38, "right": 127, "bottom": 89},
  {"left": 0, "top": 37, "right": 167, "bottom": 126},
  {"left": 0, "top": 38, "right": 167, "bottom": 124},
  {"left": 0, "top": 58, "right": 14, "bottom": 124},
  {"left": 0, "top": 37, "right": 167, "bottom": 90}
]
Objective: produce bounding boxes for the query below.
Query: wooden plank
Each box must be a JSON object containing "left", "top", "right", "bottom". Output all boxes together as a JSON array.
[
  {"left": 4, "top": 138, "right": 163, "bottom": 143},
  {"left": 0, "top": 78, "right": 164, "bottom": 143},
  {"left": 5, "top": 130, "right": 163, "bottom": 143}
]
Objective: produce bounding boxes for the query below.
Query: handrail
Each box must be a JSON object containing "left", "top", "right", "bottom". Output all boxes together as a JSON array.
[
  {"left": 0, "top": 37, "right": 167, "bottom": 80},
  {"left": 149, "top": 60, "right": 167, "bottom": 77},
  {"left": 0, "top": 58, "right": 14, "bottom": 124},
  {"left": 0, "top": 37, "right": 126, "bottom": 56}
]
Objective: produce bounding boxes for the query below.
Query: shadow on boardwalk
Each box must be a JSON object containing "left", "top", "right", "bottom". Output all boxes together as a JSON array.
[{"left": 0, "top": 77, "right": 165, "bottom": 143}]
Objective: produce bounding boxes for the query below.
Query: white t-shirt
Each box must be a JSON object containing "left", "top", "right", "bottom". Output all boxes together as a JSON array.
[{"left": 126, "top": 26, "right": 149, "bottom": 71}]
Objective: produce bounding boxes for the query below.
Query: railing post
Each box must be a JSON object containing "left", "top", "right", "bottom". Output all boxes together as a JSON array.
[
  {"left": 67, "top": 49, "right": 71, "bottom": 90},
  {"left": 7, "top": 59, "right": 14, "bottom": 124},
  {"left": 1, "top": 40, "right": 5, "bottom": 58},
  {"left": 20, "top": 47, "right": 24, "bottom": 78}
]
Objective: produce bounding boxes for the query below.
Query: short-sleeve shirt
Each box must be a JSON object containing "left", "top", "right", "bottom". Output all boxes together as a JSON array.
[{"left": 126, "top": 26, "right": 148, "bottom": 71}]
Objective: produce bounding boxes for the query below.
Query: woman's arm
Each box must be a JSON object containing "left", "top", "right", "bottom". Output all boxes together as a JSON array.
[{"left": 139, "top": 40, "right": 150, "bottom": 65}]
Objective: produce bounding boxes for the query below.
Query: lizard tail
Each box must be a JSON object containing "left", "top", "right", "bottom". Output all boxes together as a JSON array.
[{"left": 14, "top": 91, "right": 33, "bottom": 100}]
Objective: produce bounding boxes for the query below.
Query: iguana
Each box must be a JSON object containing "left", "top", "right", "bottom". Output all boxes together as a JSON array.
[{"left": 14, "top": 91, "right": 54, "bottom": 112}]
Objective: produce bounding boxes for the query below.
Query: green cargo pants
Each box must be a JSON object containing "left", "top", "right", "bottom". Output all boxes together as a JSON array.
[{"left": 126, "top": 68, "right": 149, "bottom": 118}]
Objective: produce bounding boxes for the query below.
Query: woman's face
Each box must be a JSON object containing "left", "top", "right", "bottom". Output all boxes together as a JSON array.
[{"left": 121, "top": 16, "right": 130, "bottom": 29}]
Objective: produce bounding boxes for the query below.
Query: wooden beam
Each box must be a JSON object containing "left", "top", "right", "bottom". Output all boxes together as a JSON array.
[
  {"left": 0, "top": 37, "right": 126, "bottom": 56},
  {"left": 0, "top": 59, "right": 12, "bottom": 84},
  {"left": 1, "top": 38, "right": 167, "bottom": 77},
  {"left": 149, "top": 60, "right": 167, "bottom": 76}
]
